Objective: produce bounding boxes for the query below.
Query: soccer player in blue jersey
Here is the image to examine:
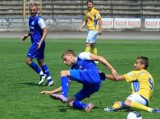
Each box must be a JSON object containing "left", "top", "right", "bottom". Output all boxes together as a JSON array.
[
  {"left": 104, "top": 56, "right": 160, "bottom": 113},
  {"left": 21, "top": 3, "right": 53, "bottom": 86},
  {"left": 50, "top": 49, "right": 117, "bottom": 112}
]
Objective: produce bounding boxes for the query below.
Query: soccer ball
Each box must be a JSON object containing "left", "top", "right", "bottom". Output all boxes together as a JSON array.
[{"left": 127, "top": 111, "right": 142, "bottom": 119}]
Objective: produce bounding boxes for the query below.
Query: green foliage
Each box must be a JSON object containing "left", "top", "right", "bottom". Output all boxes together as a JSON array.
[{"left": 0, "top": 38, "right": 160, "bottom": 119}]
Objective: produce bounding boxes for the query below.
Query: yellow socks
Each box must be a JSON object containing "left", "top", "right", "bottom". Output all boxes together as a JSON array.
[
  {"left": 131, "top": 102, "right": 153, "bottom": 112},
  {"left": 91, "top": 47, "right": 97, "bottom": 55},
  {"left": 85, "top": 46, "right": 91, "bottom": 52},
  {"left": 112, "top": 103, "right": 121, "bottom": 109}
]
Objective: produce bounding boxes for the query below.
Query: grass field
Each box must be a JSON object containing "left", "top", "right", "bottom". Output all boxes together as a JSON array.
[{"left": 0, "top": 38, "right": 160, "bottom": 119}]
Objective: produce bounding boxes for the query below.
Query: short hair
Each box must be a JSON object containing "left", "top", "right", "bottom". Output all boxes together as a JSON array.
[
  {"left": 29, "top": 3, "right": 38, "bottom": 9},
  {"left": 87, "top": 0, "right": 93, "bottom": 4},
  {"left": 137, "top": 56, "right": 149, "bottom": 69},
  {"left": 61, "top": 49, "right": 76, "bottom": 58}
]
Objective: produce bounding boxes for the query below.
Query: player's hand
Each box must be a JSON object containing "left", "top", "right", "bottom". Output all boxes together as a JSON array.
[
  {"left": 111, "top": 69, "right": 118, "bottom": 80},
  {"left": 98, "top": 29, "right": 102, "bottom": 35},
  {"left": 40, "top": 91, "right": 52, "bottom": 95},
  {"left": 37, "top": 41, "right": 42, "bottom": 49},
  {"left": 21, "top": 34, "right": 28, "bottom": 41},
  {"left": 77, "top": 27, "right": 82, "bottom": 31}
]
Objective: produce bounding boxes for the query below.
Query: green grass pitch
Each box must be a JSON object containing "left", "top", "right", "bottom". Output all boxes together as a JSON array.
[{"left": 0, "top": 38, "right": 160, "bottom": 119}]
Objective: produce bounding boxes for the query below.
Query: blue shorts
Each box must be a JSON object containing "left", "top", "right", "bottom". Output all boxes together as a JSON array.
[
  {"left": 70, "top": 70, "right": 101, "bottom": 84},
  {"left": 70, "top": 70, "right": 101, "bottom": 101},
  {"left": 74, "top": 83, "right": 101, "bottom": 101},
  {"left": 26, "top": 42, "right": 45, "bottom": 60},
  {"left": 86, "top": 30, "right": 98, "bottom": 43}
]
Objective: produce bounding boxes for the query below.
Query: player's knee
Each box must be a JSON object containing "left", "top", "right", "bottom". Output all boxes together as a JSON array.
[
  {"left": 124, "top": 100, "right": 132, "bottom": 107},
  {"left": 38, "top": 60, "right": 44, "bottom": 66},
  {"left": 67, "top": 101, "right": 73, "bottom": 107},
  {"left": 91, "top": 43, "right": 95, "bottom": 48},
  {"left": 25, "top": 59, "right": 31, "bottom": 65},
  {"left": 60, "top": 70, "right": 68, "bottom": 77}
]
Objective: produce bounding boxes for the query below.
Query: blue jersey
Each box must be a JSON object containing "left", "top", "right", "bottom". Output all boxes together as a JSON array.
[
  {"left": 71, "top": 52, "right": 102, "bottom": 100},
  {"left": 29, "top": 15, "right": 43, "bottom": 43},
  {"left": 27, "top": 15, "right": 45, "bottom": 59},
  {"left": 70, "top": 52, "right": 101, "bottom": 84}
]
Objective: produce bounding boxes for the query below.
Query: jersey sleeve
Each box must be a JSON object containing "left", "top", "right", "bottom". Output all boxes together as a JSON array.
[
  {"left": 78, "top": 52, "right": 91, "bottom": 60},
  {"left": 38, "top": 18, "right": 46, "bottom": 29},
  {"left": 95, "top": 10, "right": 101, "bottom": 20},
  {"left": 124, "top": 71, "right": 139, "bottom": 82}
]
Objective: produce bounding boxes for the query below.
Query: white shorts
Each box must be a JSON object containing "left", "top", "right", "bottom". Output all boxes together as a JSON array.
[
  {"left": 86, "top": 30, "right": 98, "bottom": 43},
  {"left": 127, "top": 93, "right": 148, "bottom": 106}
]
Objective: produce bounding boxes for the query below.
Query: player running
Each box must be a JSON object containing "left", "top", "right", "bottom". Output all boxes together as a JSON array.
[{"left": 21, "top": 3, "right": 53, "bottom": 86}]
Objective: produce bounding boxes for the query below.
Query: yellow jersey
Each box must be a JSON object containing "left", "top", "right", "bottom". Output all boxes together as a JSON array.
[
  {"left": 124, "top": 69, "right": 154, "bottom": 101},
  {"left": 85, "top": 8, "right": 101, "bottom": 30}
]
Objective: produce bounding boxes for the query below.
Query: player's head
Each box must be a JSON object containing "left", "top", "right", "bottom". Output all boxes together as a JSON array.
[
  {"left": 61, "top": 49, "right": 76, "bottom": 66},
  {"left": 29, "top": 3, "right": 38, "bottom": 17},
  {"left": 87, "top": 0, "right": 94, "bottom": 10},
  {"left": 134, "top": 56, "right": 149, "bottom": 70}
]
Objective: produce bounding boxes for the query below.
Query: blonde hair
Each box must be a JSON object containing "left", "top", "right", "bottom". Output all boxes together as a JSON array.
[{"left": 29, "top": 3, "right": 38, "bottom": 10}]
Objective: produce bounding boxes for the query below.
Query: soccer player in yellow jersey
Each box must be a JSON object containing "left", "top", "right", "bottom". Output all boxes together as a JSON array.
[
  {"left": 78, "top": 0, "right": 102, "bottom": 57},
  {"left": 104, "top": 56, "right": 160, "bottom": 113}
]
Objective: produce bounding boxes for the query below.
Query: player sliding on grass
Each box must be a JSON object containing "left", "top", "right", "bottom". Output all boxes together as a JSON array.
[
  {"left": 104, "top": 56, "right": 160, "bottom": 113},
  {"left": 21, "top": 3, "right": 53, "bottom": 86},
  {"left": 42, "top": 49, "right": 117, "bottom": 112}
]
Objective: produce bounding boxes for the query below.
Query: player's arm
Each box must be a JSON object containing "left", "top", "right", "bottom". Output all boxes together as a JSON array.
[
  {"left": 37, "top": 18, "right": 48, "bottom": 49},
  {"left": 105, "top": 74, "right": 125, "bottom": 81},
  {"left": 21, "top": 32, "right": 30, "bottom": 41},
  {"left": 98, "top": 18, "right": 102, "bottom": 35},
  {"left": 77, "top": 20, "right": 87, "bottom": 31},
  {"left": 89, "top": 54, "right": 118, "bottom": 79},
  {"left": 40, "top": 86, "right": 62, "bottom": 95}
]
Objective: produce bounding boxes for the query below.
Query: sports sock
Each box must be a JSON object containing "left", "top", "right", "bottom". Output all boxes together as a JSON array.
[
  {"left": 131, "top": 102, "right": 153, "bottom": 112},
  {"left": 47, "top": 76, "right": 52, "bottom": 82},
  {"left": 61, "top": 76, "right": 69, "bottom": 97},
  {"left": 41, "top": 64, "right": 51, "bottom": 77},
  {"left": 85, "top": 46, "right": 91, "bottom": 52},
  {"left": 91, "top": 47, "right": 97, "bottom": 55},
  {"left": 121, "top": 102, "right": 129, "bottom": 109},
  {"left": 112, "top": 103, "right": 121, "bottom": 109},
  {"left": 73, "top": 100, "right": 87, "bottom": 109},
  {"left": 29, "top": 62, "right": 41, "bottom": 74}
]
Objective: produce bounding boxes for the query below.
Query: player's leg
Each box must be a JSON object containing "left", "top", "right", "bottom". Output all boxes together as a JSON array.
[
  {"left": 69, "top": 83, "right": 100, "bottom": 112},
  {"left": 50, "top": 70, "right": 71, "bottom": 102},
  {"left": 91, "top": 43, "right": 97, "bottom": 55},
  {"left": 26, "top": 43, "right": 46, "bottom": 83},
  {"left": 25, "top": 57, "right": 44, "bottom": 77},
  {"left": 38, "top": 59, "right": 53, "bottom": 86},
  {"left": 85, "top": 43, "right": 91, "bottom": 52},
  {"left": 88, "top": 30, "right": 98, "bottom": 55}
]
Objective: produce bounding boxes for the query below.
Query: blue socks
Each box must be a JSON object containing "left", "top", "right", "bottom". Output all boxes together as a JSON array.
[
  {"left": 41, "top": 64, "right": 50, "bottom": 77},
  {"left": 121, "top": 102, "right": 129, "bottom": 109},
  {"left": 61, "top": 76, "right": 69, "bottom": 97},
  {"left": 29, "top": 62, "right": 41, "bottom": 74},
  {"left": 73, "top": 100, "right": 87, "bottom": 109}
]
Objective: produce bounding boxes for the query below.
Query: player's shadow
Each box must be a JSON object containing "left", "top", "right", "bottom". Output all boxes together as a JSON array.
[
  {"left": 57, "top": 105, "right": 99, "bottom": 112},
  {"left": 20, "top": 82, "right": 39, "bottom": 86}
]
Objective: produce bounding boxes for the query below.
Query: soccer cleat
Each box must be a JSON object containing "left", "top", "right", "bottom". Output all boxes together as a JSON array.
[
  {"left": 104, "top": 107, "right": 120, "bottom": 112},
  {"left": 38, "top": 74, "right": 47, "bottom": 85},
  {"left": 152, "top": 108, "right": 160, "bottom": 113},
  {"left": 84, "top": 103, "right": 94, "bottom": 112},
  {"left": 45, "top": 80, "right": 54, "bottom": 86},
  {"left": 50, "top": 94, "right": 67, "bottom": 103}
]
